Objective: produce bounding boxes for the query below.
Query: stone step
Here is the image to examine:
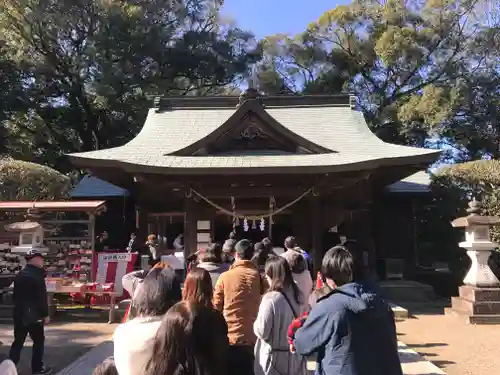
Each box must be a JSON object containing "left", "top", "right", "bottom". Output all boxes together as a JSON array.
[
  {"left": 445, "top": 307, "right": 500, "bottom": 324},
  {"left": 379, "top": 281, "right": 435, "bottom": 303},
  {"left": 459, "top": 285, "right": 500, "bottom": 302},
  {"left": 452, "top": 296, "right": 500, "bottom": 315},
  {"left": 390, "top": 303, "right": 409, "bottom": 320}
]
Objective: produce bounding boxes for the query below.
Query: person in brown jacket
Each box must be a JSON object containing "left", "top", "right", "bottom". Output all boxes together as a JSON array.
[{"left": 213, "top": 239, "right": 263, "bottom": 375}]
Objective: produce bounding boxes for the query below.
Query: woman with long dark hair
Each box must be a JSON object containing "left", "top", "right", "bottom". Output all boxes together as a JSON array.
[
  {"left": 252, "top": 240, "right": 277, "bottom": 274},
  {"left": 253, "top": 257, "right": 307, "bottom": 375},
  {"left": 114, "top": 266, "right": 181, "bottom": 375},
  {"left": 145, "top": 301, "right": 229, "bottom": 375},
  {"left": 182, "top": 267, "right": 214, "bottom": 308}
]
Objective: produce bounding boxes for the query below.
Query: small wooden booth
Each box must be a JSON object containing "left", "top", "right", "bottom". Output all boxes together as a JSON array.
[{"left": 0, "top": 200, "right": 133, "bottom": 323}]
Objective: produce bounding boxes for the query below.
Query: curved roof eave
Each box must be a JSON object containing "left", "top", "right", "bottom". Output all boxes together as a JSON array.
[
  {"left": 66, "top": 101, "right": 443, "bottom": 166},
  {"left": 68, "top": 148, "right": 440, "bottom": 176}
]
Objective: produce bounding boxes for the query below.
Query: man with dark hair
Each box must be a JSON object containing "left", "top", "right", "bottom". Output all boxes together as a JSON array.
[
  {"left": 213, "top": 239, "right": 262, "bottom": 375},
  {"left": 282, "top": 236, "right": 313, "bottom": 271},
  {"left": 9, "top": 249, "right": 51, "bottom": 375},
  {"left": 291, "top": 246, "right": 402, "bottom": 375},
  {"left": 261, "top": 237, "right": 274, "bottom": 253}
]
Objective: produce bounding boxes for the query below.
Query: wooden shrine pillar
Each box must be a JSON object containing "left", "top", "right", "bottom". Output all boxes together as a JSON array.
[
  {"left": 354, "top": 203, "right": 377, "bottom": 278},
  {"left": 135, "top": 205, "right": 149, "bottom": 242},
  {"left": 311, "top": 196, "right": 323, "bottom": 272},
  {"left": 184, "top": 197, "right": 198, "bottom": 257},
  {"left": 291, "top": 202, "right": 309, "bottom": 251}
]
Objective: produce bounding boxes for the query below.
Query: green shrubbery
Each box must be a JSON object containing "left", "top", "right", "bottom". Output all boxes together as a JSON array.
[
  {"left": 434, "top": 160, "right": 500, "bottom": 244},
  {"left": 0, "top": 158, "right": 71, "bottom": 201},
  {"left": 427, "top": 160, "right": 500, "bottom": 281}
]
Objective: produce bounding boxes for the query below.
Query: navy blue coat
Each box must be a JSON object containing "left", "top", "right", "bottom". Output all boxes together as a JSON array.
[{"left": 293, "top": 282, "right": 403, "bottom": 375}]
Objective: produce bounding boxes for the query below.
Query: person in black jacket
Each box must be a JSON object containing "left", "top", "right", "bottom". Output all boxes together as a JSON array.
[{"left": 9, "top": 249, "right": 51, "bottom": 375}]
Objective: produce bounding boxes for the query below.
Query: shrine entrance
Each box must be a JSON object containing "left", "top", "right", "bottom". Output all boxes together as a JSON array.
[{"left": 213, "top": 213, "right": 293, "bottom": 246}]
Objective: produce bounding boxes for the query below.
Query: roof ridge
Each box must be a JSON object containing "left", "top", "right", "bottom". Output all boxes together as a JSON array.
[{"left": 156, "top": 93, "right": 352, "bottom": 111}]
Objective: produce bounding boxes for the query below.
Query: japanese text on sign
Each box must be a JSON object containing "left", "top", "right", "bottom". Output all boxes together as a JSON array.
[{"left": 99, "top": 253, "right": 132, "bottom": 263}]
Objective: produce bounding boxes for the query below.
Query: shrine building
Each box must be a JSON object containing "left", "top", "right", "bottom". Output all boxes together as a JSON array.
[{"left": 68, "top": 89, "right": 440, "bottom": 272}]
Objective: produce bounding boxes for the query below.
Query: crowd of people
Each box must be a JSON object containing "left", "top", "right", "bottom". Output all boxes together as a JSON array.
[
  {"left": 111, "top": 235, "right": 403, "bottom": 375},
  {"left": 3, "top": 234, "right": 403, "bottom": 375}
]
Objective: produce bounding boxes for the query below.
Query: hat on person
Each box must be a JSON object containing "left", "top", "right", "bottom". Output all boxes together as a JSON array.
[{"left": 25, "top": 249, "right": 45, "bottom": 260}]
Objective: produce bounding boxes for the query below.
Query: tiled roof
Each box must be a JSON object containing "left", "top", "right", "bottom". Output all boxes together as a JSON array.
[
  {"left": 68, "top": 96, "right": 440, "bottom": 173},
  {"left": 70, "top": 175, "right": 129, "bottom": 198},
  {"left": 386, "top": 171, "right": 431, "bottom": 193}
]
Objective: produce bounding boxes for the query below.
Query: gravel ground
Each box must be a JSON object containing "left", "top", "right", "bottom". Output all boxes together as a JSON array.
[
  {"left": 396, "top": 302, "right": 500, "bottom": 375},
  {"left": 0, "top": 308, "right": 117, "bottom": 375}
]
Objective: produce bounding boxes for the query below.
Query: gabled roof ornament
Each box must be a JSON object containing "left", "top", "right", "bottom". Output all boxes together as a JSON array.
[
  {"left": 154, "top": 96, "right": 161, "bottom": 111},
  {"left": 349, "top": 94, "right": 357, "bottom": 110},
  {"left": 238, "top": 88, "right": 264, "bottom": 107}
]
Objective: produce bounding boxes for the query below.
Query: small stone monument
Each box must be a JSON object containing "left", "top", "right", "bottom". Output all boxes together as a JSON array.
[{"left": 446, "top": 198, "right": 500, "bottom": 323}]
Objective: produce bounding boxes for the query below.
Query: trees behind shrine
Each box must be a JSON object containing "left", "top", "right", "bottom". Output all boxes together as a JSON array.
[
  {"left": 0, "top": 0, "right": 260, "bottom": 171},
  {"left": 255, "top": 0, "right": 500, "bottom": 161},
  {"left": 0, "top": 0, "right": 499, "bottom": 168}
]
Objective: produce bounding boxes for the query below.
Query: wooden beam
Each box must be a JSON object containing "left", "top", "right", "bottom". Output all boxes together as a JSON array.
[
  {"left": 148, "top": 212, "right": 185, "bottom": 217},
  {"left": 143, "top": 176, "right": 369, "bottom": 197},
  {"left": 133, "top": 171, "right": 367, "bottom": 187},
  {"left": 41, "top": 220, "right": 91, "bottom": 224},
  {"left": 191, "top": 186, "right": 315, "bottom": 198}
]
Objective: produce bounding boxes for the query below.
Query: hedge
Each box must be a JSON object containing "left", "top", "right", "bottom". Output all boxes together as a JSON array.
[
  {"left": 433, "top": 159, "right": 500, "bottom": 244},
  {"left": 0, "top": 158, "right": 71, "bottom": 201}
]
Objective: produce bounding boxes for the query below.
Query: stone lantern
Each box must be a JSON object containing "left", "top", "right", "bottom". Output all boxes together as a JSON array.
[
  {"left": 4, "top": 207, "right": 48, "bottom": 255},
  {"left": 451, "top": 198, "right": 500, "bottom": 287},
  {"left": 447, "top": 198, "right": 500, "bottom": 324}
]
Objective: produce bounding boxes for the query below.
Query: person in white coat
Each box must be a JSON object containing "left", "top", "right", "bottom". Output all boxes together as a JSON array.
[
  {"left": 253, "top": 256, "right": 308, "bottom": 375},
  {"left": 113, "top": 267, "right": 181, "bottom": 375}
]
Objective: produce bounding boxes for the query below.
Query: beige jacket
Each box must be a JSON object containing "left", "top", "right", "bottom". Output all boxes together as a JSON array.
[{"left": 213, "top": 260, "right": 263, "bottom": 346}]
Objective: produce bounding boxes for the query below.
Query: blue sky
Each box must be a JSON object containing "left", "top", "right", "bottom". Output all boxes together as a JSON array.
[{"left": 221, "top": 0, "right": 348, "bottom": 39}]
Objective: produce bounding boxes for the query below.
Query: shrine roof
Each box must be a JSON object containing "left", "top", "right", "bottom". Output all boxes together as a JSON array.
[
  {"left": 68, "top": 93, "right": 440, "bottom": 174},
  {"left": 386, "top": 171, "right": 431, "bottom": 193},
  {"left": 0, "top": 201, "right": 106, "bottom": 212}
]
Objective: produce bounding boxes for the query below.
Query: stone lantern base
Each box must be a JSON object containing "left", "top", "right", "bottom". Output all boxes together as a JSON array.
[{"left": 446, "top": 285, "right": 500, "bottom": 324}]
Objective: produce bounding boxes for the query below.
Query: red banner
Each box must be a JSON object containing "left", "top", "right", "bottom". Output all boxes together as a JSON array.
[{"left": 91, "top": 252, "right": 137, "bottom": 297}]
